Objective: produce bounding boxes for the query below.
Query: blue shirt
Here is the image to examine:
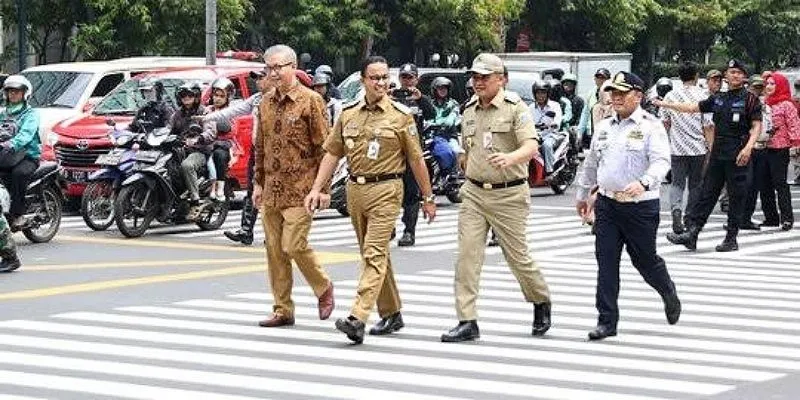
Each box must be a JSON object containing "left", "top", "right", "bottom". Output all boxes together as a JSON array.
[{"left": 576, "top": 106, "right": 671, "bottom": 201}]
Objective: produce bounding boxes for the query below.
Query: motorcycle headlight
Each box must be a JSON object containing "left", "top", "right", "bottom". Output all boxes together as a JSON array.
[{"left": 47, "top": 131, "right": 60, "bottom": 146}]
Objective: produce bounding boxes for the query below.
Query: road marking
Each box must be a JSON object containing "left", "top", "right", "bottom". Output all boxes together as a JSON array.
[
  {"left": 24, "top": 258, "right": 265, "bottom": 271},
  {"left": 56, "top": 234, "right": 269, "bottom": 253}
]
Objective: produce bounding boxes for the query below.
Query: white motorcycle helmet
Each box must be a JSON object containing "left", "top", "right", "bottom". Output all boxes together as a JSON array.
[{"left": 3, "top": 75, "right": 33, "bottom": 101}]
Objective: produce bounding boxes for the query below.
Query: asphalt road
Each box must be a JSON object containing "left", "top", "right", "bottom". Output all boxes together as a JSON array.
[{"left": 1, "top": 185, "right": 800, "bottom": 400}]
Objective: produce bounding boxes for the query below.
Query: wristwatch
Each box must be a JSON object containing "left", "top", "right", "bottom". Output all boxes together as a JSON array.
[
  {"left": 422, "top": 194, "right": 436, "bottom": 204},
  {"left": 638, "top": 176, "right": 652, "bottom": 191}
]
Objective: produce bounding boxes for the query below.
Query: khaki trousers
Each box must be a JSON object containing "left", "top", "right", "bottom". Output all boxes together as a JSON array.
[
  {"left": 455, "top": 181, "right": 550, "bottom": 321},
  {"left": 262, "top": 206, "right": 330, "bottom": 318},
  {"left": 347, "top": 179, "right": 404, "bottom": 322}
]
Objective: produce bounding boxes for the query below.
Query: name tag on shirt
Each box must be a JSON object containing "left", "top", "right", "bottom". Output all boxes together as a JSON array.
[
  {"left": 367, "top": 139, "right": 380, "bottom": 160},
  {"left": 483, "top": 131, "right": 493, "bottom": 150}
]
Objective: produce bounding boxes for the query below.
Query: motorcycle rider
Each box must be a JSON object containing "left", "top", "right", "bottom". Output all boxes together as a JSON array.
[
  {"left": 169, "top": 82, "right": 216, "bottom": 218},
  {"left": 0, "top": 75, "right": 39, "bottom": 272},
  {"left": 314, "top": 64, "right": 341, "bottom": 99},
  {"left": 205, "top": 77, "right": 240, "bottom": 200},
  {"left": 460, "top": 79, "right": 476, "bottom": 114},
  {"left": 548, "top": 78, "right": 572, "bottom": 131},
  {"left": 392, "top": 63, "right": 435, "bottom": 247},
  {"left": 530, "top": 80, "right": 563, "bottom": 178},
  {"left": 429, "top": 77, "right": 463, "bottom": 161},
  {"left": 644, "top": 77, "right": 673, "bottom": 117},
  {"left": 561, "top": 73, "right": 584, "bottom": 128},
  {"left": 311, "top": 72, "right": 343, "bottom": 127},
  {"left": 128, "top": 77, "right": 173, "bottom": 133}
]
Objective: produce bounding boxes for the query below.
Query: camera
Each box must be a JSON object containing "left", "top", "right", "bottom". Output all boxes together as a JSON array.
[{"left": 392, "top": 88, "right": 413, "bottom": 100}]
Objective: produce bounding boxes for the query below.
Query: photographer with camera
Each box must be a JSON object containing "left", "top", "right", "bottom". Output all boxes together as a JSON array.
[{"left": 392, "top": 63, "right": 435, "bottom": 246}]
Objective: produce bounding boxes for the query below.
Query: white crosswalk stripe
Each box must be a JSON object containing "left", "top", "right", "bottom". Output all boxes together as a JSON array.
[
  {"left": 56, "top": 186, "right": 800, "bottom": 259},
  {"left": 2, "top": 254, "right": 799, "bottom": 399}
]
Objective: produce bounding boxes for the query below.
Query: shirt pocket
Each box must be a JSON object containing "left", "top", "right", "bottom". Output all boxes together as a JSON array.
[
  {"left": 377, "top": 127, "right": 402, "bottom": 153},
  {"left": 489, "top": 120, "right": 514, "bottom": 151},
  {"left": 625, "top": 138, "right": 645, "bottom": 152}
]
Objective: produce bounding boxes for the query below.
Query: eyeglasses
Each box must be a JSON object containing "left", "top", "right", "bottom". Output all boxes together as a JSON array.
[
  {"left": 265, "top": 62, "right": 293, "bottom": 74},
  {"left": 366, "top": 75, "right": 390, "bottom": 83}
]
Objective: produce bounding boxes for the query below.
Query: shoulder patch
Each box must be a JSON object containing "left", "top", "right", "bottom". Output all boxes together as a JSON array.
[
  {"left": 391, "top": 100, "right": 412, "bottom": 115},
  {"left": 503, "top": 91, "right": 521, "bottom": 104}
]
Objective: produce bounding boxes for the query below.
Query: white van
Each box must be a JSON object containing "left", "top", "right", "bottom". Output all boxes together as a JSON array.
[{"left": 13, "top": 56, "right": 260, "bottom": 142}]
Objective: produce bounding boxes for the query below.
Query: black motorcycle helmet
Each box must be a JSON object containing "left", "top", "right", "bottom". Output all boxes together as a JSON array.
[
  {"left": 655, "top": 77, "right": 673, "bottom": 99},
  {"left": 175, "top": 82, "right": 202, "bottom": 107},
  {"left": 548, "top": 78, "right": 564, "bottom": 102},
  {"left": 138, "top": 77, "right": 164, "bottom": 103},
  {"left": 531, "top": 79, "right": 551, "bottom": 100}
]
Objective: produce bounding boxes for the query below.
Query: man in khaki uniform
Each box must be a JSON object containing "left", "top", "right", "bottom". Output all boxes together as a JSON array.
[
  {"left": 252, "top": 45, "right": 335, "bottom": 328},
  {"left": 441, "top": 53, "right": 552, "bottom": 343},
  {"left": 306, "top": 55, "right": 436, "bottom": 344}
]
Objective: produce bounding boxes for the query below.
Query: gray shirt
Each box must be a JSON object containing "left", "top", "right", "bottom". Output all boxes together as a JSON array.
[
  {"left": 576, "top": 106, "right": 671, "bottom": 201},
  {"left": 203, "top": 93, "right": 263, "bottom": 144}
]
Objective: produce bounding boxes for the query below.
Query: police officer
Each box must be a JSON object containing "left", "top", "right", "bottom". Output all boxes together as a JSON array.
[
  {"left": 576, "top": 71, "right": 680, "bottom": 340},
  {"left": 440, "top": 54, "right": 551, "bottom": 343},
  {"left": 392, "top": 63, "right": 436, "bottom": 246},
  {"left": 656, "top": 59, "right": 762, "bottom": 252},
  {"left": 305, "top": 56, "right": 436, "bottom": 344}
]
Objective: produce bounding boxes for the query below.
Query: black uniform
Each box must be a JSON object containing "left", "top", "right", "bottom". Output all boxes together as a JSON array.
[{"left": 681, "top": 87, "right": 761, "bottom": 244}]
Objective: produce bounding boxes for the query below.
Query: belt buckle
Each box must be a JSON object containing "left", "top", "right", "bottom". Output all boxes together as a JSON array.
[
  {"left": 613, "top": 191, "right": 631, "bottom": 202},
  {"left": 482, "top": 182, "right": 493, "bottom": 190},
  {"left": 356, "top": 176, "right": 366, "bottom": 184}
]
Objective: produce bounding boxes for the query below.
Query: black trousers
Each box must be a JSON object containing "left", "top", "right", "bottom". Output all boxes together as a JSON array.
[
  {"left": 746, "top": 148, "right": 794, "bottom": 224},
  {"left": 0, "top": 157, "right": 39, "bottom": 218},
  {"left": 594, "top": 196, "right": 675, "bottom": 328},
  {"left": 401, "top": 165, "right": 420, "bottom": 234},
  {"left": 211, "top": 147, "right": 231, "bottom": 180},
  {"left": 240, "top": 150, "right": 258, "bottom": 233},
  {"left": 686, "top": 157, "right": 750, "bottom": 232}
]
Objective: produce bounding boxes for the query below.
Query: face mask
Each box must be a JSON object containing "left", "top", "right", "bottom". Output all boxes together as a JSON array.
[
  {"left": 6, "top": 103, "right": 24, "bottom": 114},
  {"left": 141, "top": 90, "right": 157, "bottom": 102}
]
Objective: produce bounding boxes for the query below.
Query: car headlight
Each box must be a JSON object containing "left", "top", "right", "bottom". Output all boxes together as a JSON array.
[{"left": 47, "top": 131, "right": 60, "bottom": 146}]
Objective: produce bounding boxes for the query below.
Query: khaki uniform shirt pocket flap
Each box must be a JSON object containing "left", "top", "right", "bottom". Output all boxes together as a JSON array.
[{"left": 491, "top": 120, "right": 513, "bottom": 133}]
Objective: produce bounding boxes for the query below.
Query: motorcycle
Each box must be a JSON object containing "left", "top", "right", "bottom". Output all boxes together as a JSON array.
[
  {"left": 528, "top": 114, "right": 579, "bottom": 194},
  {"left": 422, "top": 123, "right": 463, "bottom": 203},
  {"left": 112, "top": 124, "right": 232, "bottom": 238},
  {"left": 80, "top": 120, "right": 142, "bottom": 231},
  {"left": 329, "top": 157, "right": 350, "bottom": 216}
]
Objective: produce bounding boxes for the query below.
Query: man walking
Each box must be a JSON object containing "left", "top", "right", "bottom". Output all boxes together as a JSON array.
[
  {"left": 576, "top": 71, "right": 680, "bottom": 340},
  {"left": 440, "top": 54, "right": 551, "bottom": 343},
  {"left": 253, "top": 45, "right": 335, "bottom": 327},
  {"left": 657, "top": 59, "right": 762, "bottom": 252},
  {"left": 305, "top": 56, "right": 436, "bottom": 344}
]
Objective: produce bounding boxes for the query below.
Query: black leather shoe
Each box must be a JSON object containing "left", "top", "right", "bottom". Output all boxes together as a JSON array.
[
  {"left": 398, "top": 232, "right": 415, "bottom": 247},
  {"left": 761, "top": 220, "right": 780, "bottom": 227},
  {"left": 441, "top": 320, "right": 480, "bottom": 342},
  {"left": 666, "top": 226, "right": 699, "bottom": 250},
  {"left": 0, "top": 256, "right": 21, "bottom": 273},
  {"left": 532, "top": 303, "right": 551, "bottom": 336},
  {"left": 224, "top": 229, "right": 254, "bottom": 245},
  {"left": 588, "top": 325, "right": 617, "bottom": 340},
  {"left": 671, "top": 209, "right": 684, "bottom": 234},
  {"left": 662, "top": 292, "right": 681, "bottom": 325},
  {"left": 369, "top": 312, "right": 404, "bottom": 335},
  {"left": 715, "top": 230, "right": 738, "bottom": 252},
  {"left": 335, "top": 316, "right": 365, "bottom": 344},
  {"left": 781, "top": 221, "right": 793, "bottom": 231}
]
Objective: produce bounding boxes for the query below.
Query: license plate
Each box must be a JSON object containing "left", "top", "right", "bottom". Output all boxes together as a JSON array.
[
  {"left": 96, "top": 151, "right": 123, "bottom": 166},
  {"left": 61, "top": 169, "right": 89, "bottom": 183},
  {"left": 135, "top": 150, "right": 161, "bottom": 163}
]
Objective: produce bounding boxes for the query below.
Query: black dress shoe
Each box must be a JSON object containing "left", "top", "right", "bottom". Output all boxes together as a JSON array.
[
  {"left": 398, "top": 232, "right": 415, "bottom": 246},
  {"left": 0, "top": 256, "right": 21, "bottom": 273},
  {"left": 662, "top": 292, "right": 681, "bottom": 325},
  {"left": 369, "top": 312, "right": 404, "bottom": 335},
  {"left": 532, "top": 303, "right": 551, "bottom": 336},
  {"left": 715, "top": 232, "right": 739, "bottom": 252},
  {"left": 666, "top": 226, "right": 699, "bottom": 250},
  {"left": 224, "top": 229, "right": 254, "bottom": 245},
  {"left": 441, "top": 320, "right": 480, "bottom": 342},
  {"left": 588, "top": 325, "right": 617, "bottom": 340},
  {"left": 335, "top": 316, "right": 365, "bottom": 344},
  {"left": 781, "top": 221, "right": 793, "bottom": 231}
]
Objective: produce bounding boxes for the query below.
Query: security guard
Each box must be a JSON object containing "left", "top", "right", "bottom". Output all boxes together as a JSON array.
[
  {"left": 305, "top": 56, "right": 436, "bottom": 344},
  {"left": 656, "top": 59, "right": 762, "bottom": 252},
  {"left": 440, "top": 54, "right": 551, "bottom": 343},
  {"left": 576, "top": 71, "right": 680, "bottom": 340}
]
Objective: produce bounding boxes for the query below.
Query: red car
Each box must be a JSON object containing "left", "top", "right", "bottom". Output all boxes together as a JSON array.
[{"left": 47, "top": 65, "right": 263, "bottom": 200}]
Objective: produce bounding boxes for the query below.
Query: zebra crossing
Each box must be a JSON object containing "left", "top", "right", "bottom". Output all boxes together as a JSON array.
[
  {"left": 57, "top": 186, "right": 800, "bottom": 259},
  {"left": 2, "top": 253, "right": 799, "bottom": 399}
]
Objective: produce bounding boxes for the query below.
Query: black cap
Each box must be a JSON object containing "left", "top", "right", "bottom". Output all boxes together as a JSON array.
[
  {"left": 726, "top": 59, "right": 748, "bottom": 75},
  {"left": 399, "top": 63, "right": 418, "bottom": 77},
  {"left": 249, "top": 70, "right": 266, "bottom": 80},
  {"left": 604, "top": 71, "right": 645, "bottom": 92},
  {"left": 594, "top": 68, "right": 611, "bottom": 79}
]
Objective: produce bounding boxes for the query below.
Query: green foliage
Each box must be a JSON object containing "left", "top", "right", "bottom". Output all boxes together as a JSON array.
[
  {"left": 724, "top": 0, "right": 800, "bottom": 71},
  {"left": 0, "top": 0, "right": 88, "bottom": 63},
  {"left": 71, "top": 0, "right": 251, "bottom": 59}
]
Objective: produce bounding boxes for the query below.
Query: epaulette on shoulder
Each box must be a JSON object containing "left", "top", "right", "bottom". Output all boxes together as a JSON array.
[
  {"left": 342, "top": 99, "right": 361, "bottom": 111},
  {"left": 391, "top": 100, "right": 412, "bottom": 115},
  {"left": 464, "top": 96, "right": 478, "bottom": 109},
  {"left": 503, "top": 90, "right": 522, "bottom": 104}
]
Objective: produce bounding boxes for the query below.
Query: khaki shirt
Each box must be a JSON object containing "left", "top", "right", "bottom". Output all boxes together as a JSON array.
[
  {"left": 324, "top": 95, "right": 423, "bottom": 176},
  {"left": 254, "top": 82, "right": 329, "bottom": 209},
  {"left": 461, "top": 89, "right": 538, "bottom": 183}
]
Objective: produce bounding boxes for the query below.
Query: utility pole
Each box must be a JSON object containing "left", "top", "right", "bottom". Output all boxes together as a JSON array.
[
  {"left": 17, "top": 0, "right": 27, "bottom": 71},
  {"left": 205, "top": 0, "right": 217, "bottom": 65}
]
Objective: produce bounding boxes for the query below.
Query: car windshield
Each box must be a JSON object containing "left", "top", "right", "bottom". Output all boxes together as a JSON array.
[
  {"left": 21, "top": 70, "right": 94, "bottom": 108},
  {"left": 93, "top": 78, "right": 187, "bottom": 115},
  {"left": 507, "top": 72, "right": 541, "bottom": 104}
]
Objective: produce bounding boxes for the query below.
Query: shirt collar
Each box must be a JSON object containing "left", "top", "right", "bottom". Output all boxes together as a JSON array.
[
  {"left": 361, "top": 95, "right": 391, "bottom": 112},
  {"left": 477, "top": 89, "right": 506, "bottom": 110},
  {"left": 275, "top": 81, "right": 300, "bottom": 102},
  {"left": 611, "top": 106, "right": 645, "bottom": 125}
]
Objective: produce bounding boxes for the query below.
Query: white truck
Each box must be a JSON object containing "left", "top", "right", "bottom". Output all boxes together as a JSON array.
[{"left": 494, "top": 51, "right": 632, "bottom": 98}]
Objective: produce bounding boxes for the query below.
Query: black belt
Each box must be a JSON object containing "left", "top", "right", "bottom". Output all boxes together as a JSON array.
[
  {"left": 468, "top": 178, "right": 526, "bottom": 190},
  {"left": 349, "top": 173, "right": 404, "bottom": 184}
]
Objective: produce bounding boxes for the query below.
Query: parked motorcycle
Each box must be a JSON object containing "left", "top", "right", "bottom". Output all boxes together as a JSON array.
[
  {"left": 329, "top": 157, "right": 350, "bottom": 216},
  {"left": 80, "top": 120, "right": 141, "bottom": 231},
  {"left": 422, "top": 123, "right": 463, "bottom": 203},
  {"left": 113, "top": 124, "right": 232, "bottom": 238}
]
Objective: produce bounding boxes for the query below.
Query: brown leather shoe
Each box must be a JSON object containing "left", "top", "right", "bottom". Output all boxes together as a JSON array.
[
  {"left": 258, "top": 314, "right": 295, "bottom": 327},
  {"left": 318, "top": 282, "right": 335, "bottom": 320}
]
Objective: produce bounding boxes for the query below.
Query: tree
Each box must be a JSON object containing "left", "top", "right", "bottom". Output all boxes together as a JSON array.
[
  {"left": 71, "top": 0, "right": 251, "bottom": 59},
  {"left": 725, "top": 0, "right": 800, "bottom": 71},
  {"left": 0, "top": 0, "right": 89, "bottom": 63}
]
